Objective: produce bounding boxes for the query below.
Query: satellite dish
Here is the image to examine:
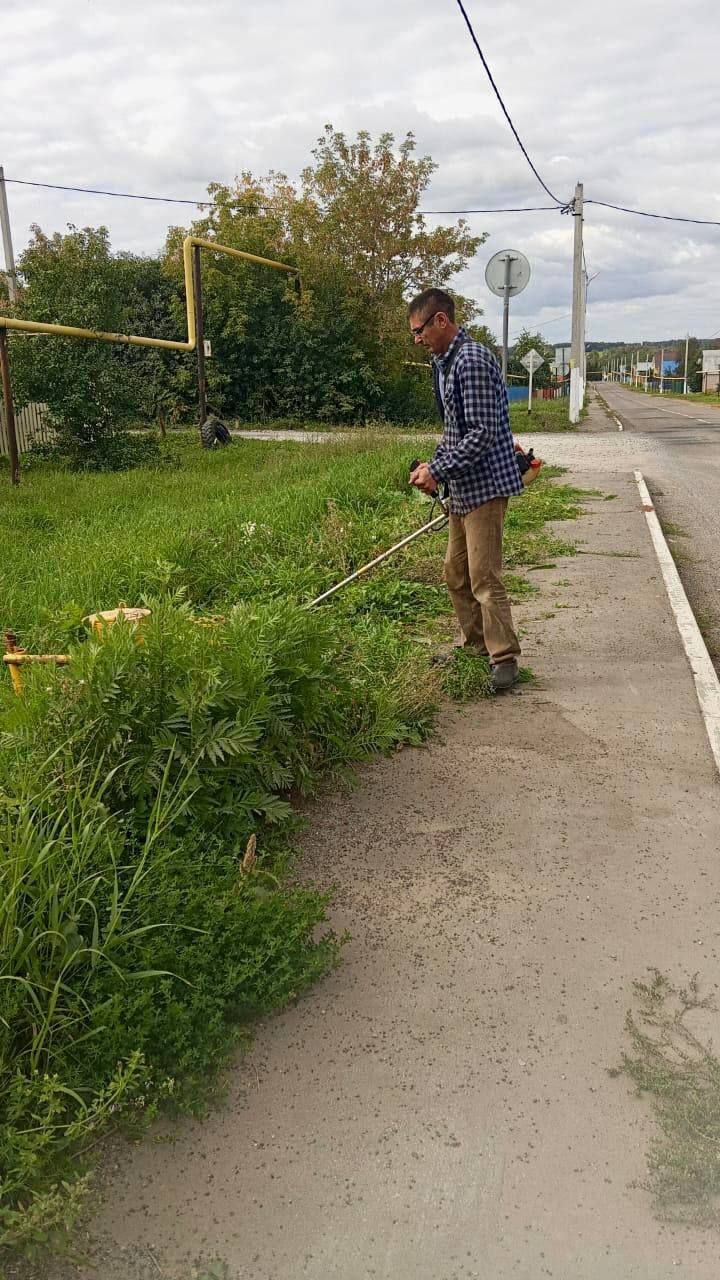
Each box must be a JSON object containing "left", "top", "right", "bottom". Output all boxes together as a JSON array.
[{"left": 485, "top": 250, "right": 531, "bottom": 298}]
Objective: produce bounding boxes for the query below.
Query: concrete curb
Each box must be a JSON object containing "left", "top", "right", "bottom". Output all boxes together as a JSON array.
[{"left": 635, "top": 469, "right": 720, "bottom": 776}]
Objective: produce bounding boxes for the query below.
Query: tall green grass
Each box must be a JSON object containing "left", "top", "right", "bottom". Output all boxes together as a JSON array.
[
  {"left": 509, "top": 397, "right": 578, "bottom": 432},
  {"left": 0, "top": 435, "right": 580, "bottom": 1256}
]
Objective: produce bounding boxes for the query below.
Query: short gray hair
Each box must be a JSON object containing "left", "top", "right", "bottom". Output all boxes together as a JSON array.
[{"left": 408, "top": 287, "right": 456, "bottom": 323}]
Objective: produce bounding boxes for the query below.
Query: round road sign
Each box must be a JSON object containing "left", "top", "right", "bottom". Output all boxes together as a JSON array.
[{"left": 485, "top": 250, "right": 531, "bottom": 298}]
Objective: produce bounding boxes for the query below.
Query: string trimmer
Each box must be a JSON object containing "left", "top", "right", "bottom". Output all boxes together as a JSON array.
[
  {"left": 307, "top": 461, "right": 448, "bottom": 608},
  {"left": 306, "top": 444, "right": 541, "bottom": 609}
]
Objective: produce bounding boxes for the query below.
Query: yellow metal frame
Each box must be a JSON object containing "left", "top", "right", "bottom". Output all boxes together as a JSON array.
[
  {"left": 0, "top": 236, "right": 299, "bottom": 351},
  {"left": 3, "top": 607, "right": 149, "bottom": 696}
]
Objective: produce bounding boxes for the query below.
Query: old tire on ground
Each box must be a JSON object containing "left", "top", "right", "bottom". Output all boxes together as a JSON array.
[{"left": 200, "top": 414, "right": 232, "bottom": 449}]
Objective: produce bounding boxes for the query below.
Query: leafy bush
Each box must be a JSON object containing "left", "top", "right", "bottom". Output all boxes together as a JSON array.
[
  {"left": 0, "top": 596, "right": 437, "bottom": 1251},
  {"left": 48, "top": 425, "right": 165, "bottom": 473}
]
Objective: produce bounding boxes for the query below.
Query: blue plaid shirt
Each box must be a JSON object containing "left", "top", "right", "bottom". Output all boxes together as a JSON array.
[{"left": 428, "top": 328, "right": 523, "bottom": 515}]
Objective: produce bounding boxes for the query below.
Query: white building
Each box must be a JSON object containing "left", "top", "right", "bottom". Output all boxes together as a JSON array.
[
  {"left": 554, "top": 346, "right": 571, "bottom": 379},
  {"left": 701, "top": 350, "right": 720, "bottom": 393}
]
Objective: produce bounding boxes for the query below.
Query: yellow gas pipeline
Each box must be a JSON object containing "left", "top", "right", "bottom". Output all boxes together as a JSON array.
[{"left": 0, "top": 236, "right": 299, "bottom": 351}]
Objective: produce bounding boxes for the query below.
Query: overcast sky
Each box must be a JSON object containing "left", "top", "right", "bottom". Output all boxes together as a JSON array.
[{"left": 2, "top": 0, "right": 719, "bottom": 345}]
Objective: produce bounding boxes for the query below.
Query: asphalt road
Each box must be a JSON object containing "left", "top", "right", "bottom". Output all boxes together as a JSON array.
[{"left": 593, "top": 383, "right": 720, "bottom": 667}]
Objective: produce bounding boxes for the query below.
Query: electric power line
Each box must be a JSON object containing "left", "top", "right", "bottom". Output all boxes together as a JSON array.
[
  {"left": 585, "top": 198, "right": 720, "bottom": 228},
  {"left": 421, "top": 204, "right": 558, "bottom": 214},
  {"left": 427, "top": 199, "right": 720, "bottom": 224},
  {"left": 6, "top": 176, "right": 720, "bottom": 231},
  {"left": 4, "top": 176, "right": 213, "bottom": 207},
  {"left": 451, "top": 0, "right": 568, "bottom": 207},
  {"left": 4, "top": 177, "right": 560, "bottom": 218},
  {"left": 511, "top": 311, "right": 572, "bottom": 341}
]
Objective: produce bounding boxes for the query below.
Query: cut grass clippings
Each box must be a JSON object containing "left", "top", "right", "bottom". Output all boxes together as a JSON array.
[
  {"left": 439, "top": 650, "right": 534, "bottom": 702},
  {"left": 616, "top": 971, "right": 720, "bottom": 1229},
  {"left": 0, "top": 433, "right": 581, "bottom": 1259}
]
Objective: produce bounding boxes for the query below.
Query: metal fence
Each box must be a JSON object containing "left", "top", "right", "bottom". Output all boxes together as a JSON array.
[
  {"left": 541, "top": 379, "right": 570, "bottom": 399},
  {"left": 506, "top": 377, "right": 570, "bottom": 402},
  {"left": 0, "top": 402, "right": 55, "bottom": 456}
]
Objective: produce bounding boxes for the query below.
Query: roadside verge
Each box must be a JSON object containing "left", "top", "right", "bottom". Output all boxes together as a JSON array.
[{"left": 62, "top": 469, "right": 720, "bottom": 1280}]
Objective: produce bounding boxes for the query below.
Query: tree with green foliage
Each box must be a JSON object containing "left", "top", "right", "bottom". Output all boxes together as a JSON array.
[
  {"left": 297, "top": 126, "right": 484, "bottom": 419},
  {"left": 162, "top": 127, "right": 485, "bottom": 424},
  {"left": 683, "top": 336, "right": 703, "bottom": 392},
  {"left": 298, "top": 126, "right": 481, "bottom": 303},
  {"left": 508, "top": 330, "right": 554, "bottom": 388},
  {"left": 10, "top": 226, "right": 159, "bottom": 469},
  {"left": 117, "top": 254, "right": 190, "bottom": 428}
]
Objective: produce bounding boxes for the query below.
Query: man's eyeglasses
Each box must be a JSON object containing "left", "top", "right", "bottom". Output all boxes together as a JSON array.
[{"left": 410, "top": 311, "right": 439, "bottom": 338}]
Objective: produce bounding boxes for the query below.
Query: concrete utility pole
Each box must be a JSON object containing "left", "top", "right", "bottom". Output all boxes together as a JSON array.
[
  {"left": 569, "top": 182, "right": 584, "bottom": 424},
  {"left": 581, "top": 269, "right": 587, "bottom": 387},
  {"left": 683, "top": 333, "right": 689, "bottom": 395},
  {"left": 659, "top": 347, "right": 665, "bottom": 395},
  {"left": 0, "top": 167, "right": 17, "bottom": 303}
]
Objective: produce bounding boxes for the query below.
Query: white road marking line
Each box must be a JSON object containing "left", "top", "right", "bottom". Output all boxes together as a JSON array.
[
  {"left": 655, "top": 406, "right": 699, "bottom": 419},
  {"left": 651, "top": 404, "right": 718, "bottom": 423},
  {"left": 635, "top": 470, "right": 720, "bottom": 777},
  {"left": 613, "top": 416, "right": 623, "bottom": 431},
  {"left": 614, "top": 393, "right": 720, "bottom": 426}
]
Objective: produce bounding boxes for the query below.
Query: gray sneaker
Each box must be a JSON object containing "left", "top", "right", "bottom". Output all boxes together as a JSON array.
[{"left": 491, "top": 660, "right": 520, "bottom": 692}]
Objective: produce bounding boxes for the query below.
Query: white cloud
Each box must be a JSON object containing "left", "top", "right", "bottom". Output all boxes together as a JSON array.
[{"left": 1, "top": 0, "right": 718, "bottom": 340}]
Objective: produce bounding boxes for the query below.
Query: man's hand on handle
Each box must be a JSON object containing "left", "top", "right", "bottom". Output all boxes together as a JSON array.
[{"left": 410, "top": 462, "right": 438, "bottom": 496}]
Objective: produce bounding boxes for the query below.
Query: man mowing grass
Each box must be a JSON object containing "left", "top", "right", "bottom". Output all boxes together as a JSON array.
[{"left": 408, "top": 287, "right": 523, "bottom": 693}]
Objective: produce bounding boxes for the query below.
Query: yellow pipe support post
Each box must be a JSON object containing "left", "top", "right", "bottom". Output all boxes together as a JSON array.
[
  {"left": 3, "top": 605, "right": 151, "bottom": 695},
  {"left": 0, "top": 236, "right": 300, "bottom": 353},
  {"left": 193, "top": 243, "right": 208, "bottom": 429},
  {"left": 3, "top": 631, "right": 71, "bottom": 696}
]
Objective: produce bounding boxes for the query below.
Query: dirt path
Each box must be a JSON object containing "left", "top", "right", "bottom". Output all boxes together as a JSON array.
[{"left": 50, "top": 470, "right": 720, "bottom": 1280}]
